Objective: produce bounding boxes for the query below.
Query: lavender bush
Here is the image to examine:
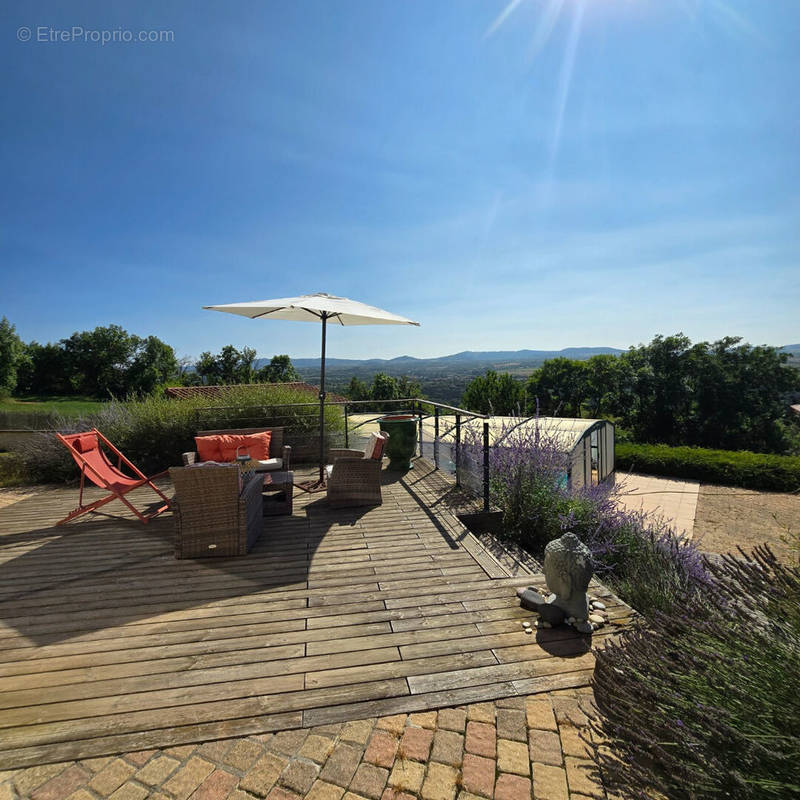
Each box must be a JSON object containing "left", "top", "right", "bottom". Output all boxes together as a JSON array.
[
  {"left": 463, "top": 418, "right": 707, "bottom": 614},
  {"left": 592, "top": 545, "right": 800, "bottom": 799}
]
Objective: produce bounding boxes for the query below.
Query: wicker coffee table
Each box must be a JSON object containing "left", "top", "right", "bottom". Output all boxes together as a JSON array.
[{"left": 261, "top": 470, "right": 293, "bottom": 516}]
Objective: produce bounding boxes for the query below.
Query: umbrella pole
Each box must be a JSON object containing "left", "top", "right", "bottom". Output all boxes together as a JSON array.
[{"left": 318, "top": 312, "right": 327, "bottom": 483}]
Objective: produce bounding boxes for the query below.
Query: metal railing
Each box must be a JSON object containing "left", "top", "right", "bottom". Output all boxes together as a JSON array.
[
  {"left": 193, "top": 397, "right": 493, "bottom": 512},
  {"left": 339, "top": 398, "right": 491, "bottom": 512}
]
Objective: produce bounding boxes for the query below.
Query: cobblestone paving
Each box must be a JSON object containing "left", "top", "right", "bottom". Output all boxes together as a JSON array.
[{"left": 0, "top": 689, "right": 610, "bottom": 800}]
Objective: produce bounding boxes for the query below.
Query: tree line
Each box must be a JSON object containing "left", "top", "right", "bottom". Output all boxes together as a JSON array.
[
  {"left": 460, "top": 334, "right": 800, "bottom": 454},
  {"left": 0, "top": 317, "right": 300, "bottom": 399},
  {"left": 344, "top": 373, "right": 423, "bottom": 410}
]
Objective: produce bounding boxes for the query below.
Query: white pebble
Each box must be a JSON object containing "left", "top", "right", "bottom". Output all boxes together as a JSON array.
[
  {"left": 591, "top": 600, "right": 607, "bottom": 610},
  {"left": 589, "top": 614, "right": 605, "bottom": 624},
  {"left": 522, "top": 621, "right": 531, "bottom": 629},
  {"left": 525, "top": 627, "right": 533, "bottom": 634}
]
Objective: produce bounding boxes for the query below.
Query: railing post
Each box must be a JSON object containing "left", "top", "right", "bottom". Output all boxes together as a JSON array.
[
  {"left": 433, "top": 407, "right": 440, "bottom": 470},
  {"left": 344, "top": 402, "right": 349, "bottom": 449},
  {"left": 455, "top": 413, "right": 461, "bottom": 487},
  {"left": 417, "top": 400, "right": 423, "bottom": 460},
  {"left": 483, "top": 420, "right": 490, "bottom": 513}
]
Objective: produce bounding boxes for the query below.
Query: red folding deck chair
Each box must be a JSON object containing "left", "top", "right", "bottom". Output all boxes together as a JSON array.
[{"left": 56, "top": 429, "right": 170, "bottom": 525}]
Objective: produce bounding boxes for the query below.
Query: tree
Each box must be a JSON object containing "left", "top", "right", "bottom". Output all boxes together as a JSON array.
[
  {"left": 397, "top": 375, "right": 423, "bottom": 400},
  {"left": 462, "top": 370, "right": 525, "bottom": 415},
  {"left": 16, "top": 341, "right": 71, "bottom": 395},
  {"left": 126, "top": 336, "right": 179, "bottom": 394},
  {"left": 0, "top": 317, "right": 24, "bottom": 397},
  {"left": 583, "top": 354, "right": 636, "bottom": 419},
  {"left": 346, "top": 376, "right": 368, "bottom": 401},
  {"left": 61, "top": 324, "right": 139, "bottom": 397},
  {"left": 526, "top": 358, "right": 587, "bottom": 417},
  {"left": 195, "top": 345, "right": 256, "bottom": 385},
  {"left": 370, "top": 372, "right": 399, "bottom": 404},
  {"left": 255, "top": 354, "right": 300, "bottom": 383}
]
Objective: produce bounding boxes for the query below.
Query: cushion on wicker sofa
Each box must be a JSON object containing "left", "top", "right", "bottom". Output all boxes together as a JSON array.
[
  {"left": 195, "top": 435, "right": 223, "bottom": 462},
  {"left": 217, "top": 432, "right": 272, "bottom": 462}
]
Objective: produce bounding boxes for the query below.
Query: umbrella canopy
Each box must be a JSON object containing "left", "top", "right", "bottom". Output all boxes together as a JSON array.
[
  {"left": 204, "top": 293, "right": 420, "bottom": 486},
  {"left": 204, "top": 293, "right": 420, "bottom": 327}
]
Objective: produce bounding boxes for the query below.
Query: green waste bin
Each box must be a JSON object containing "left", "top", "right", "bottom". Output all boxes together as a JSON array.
[{"left": 378, "top": 414, "right": 417, "bottom": 471}]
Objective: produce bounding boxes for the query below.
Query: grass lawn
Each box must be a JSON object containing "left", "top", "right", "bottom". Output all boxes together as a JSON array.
[{"left": 0, "top": 396, "right": 105, "bottom": 417}]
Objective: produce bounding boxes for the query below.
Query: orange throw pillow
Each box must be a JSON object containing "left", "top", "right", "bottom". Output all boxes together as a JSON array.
[
  {"left": 195, "top": 435, "right": 223, "bottom": 462},
  {"left": 217, "top": 432, "right": 272, "bottom": 462}
]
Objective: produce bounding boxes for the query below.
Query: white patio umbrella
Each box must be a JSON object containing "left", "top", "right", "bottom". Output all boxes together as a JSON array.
[{"left": 203, "top": 293, "right": 420, "bottom": 485}]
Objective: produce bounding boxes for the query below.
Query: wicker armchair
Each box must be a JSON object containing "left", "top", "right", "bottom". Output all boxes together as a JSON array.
[
  {"left": 183, "top": 427, "right": 291, "bottom": 471},
  {"left": 169, "top": 466, "right": 265, "bottom": 558},
  {"left": 326, "top": 433, "right": 388, "bottom": 508}
]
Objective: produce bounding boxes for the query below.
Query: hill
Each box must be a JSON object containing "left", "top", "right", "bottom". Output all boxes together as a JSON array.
[{"left": 279, "top": 346, "right": 625, "bottom": 406}]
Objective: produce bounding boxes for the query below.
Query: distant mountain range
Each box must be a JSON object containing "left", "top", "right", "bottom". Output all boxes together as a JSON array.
[
  {"left": 261, "top": 343, "right": 798, "bottom": 371},
  {"left": 267, "top": 346, "right": 626, "bottom": 370}
]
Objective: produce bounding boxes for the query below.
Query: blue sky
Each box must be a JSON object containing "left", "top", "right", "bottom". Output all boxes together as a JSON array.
[{"left": 2, "top": 0, "right": 798, "bottom": 361}]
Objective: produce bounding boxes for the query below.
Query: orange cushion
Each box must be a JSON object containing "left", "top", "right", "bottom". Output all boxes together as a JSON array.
[
  {"left": 195, "top": 435, "right": 223, "bottom": 462},
  {"left": 73, "top": 434, "right": 98, "bottom": 453},
  {"left": 217, "top": 432, "right": 272, "bottom": 462}
]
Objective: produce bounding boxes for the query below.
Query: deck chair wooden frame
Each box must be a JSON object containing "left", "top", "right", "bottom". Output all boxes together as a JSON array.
[{"left": 56, "top": 429, "right": 170, "bottom": 525}]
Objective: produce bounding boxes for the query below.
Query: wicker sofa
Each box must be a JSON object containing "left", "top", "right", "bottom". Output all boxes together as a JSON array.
[
  {"left": 169, "top": 466, "right": 265, "bottom": 558},
  {"left": 182, "top": 427, "right": 291, "bottom": 472}
]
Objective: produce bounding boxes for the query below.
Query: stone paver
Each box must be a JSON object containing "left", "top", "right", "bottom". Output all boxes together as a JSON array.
[
  {"left": 430, "top": 729, "right": 464, "bottom": 767},
  {"left": 365, "top": 730, "right": 399, "bottom": 768},
  {"left": 496, "top": 710, "right": 527, "bottom": 743},
  {"left": 162, "top": 757, "right": 216, "bottom": 800},
  {"left": 240, "top": 753, "right": 289, "bottom": 797},
  {"left": 320, "top": 743, "right": 363, "bottom": 788},
  {"left": 31, "top": 765, "right": 92, "bottom": 800},
  {"left": 532, "top": 763, "right": 570, "bottom": 800},
  {"left": 495, "top": 773, "right": 532, "bottom": 800},
  {"left": 465, "top": 721, "right": 496, "bottom": 759},
  {"left": 0, "top": 689, "right": 613, "bottom": 800},
  {"left": 420, "top": 762, "right": 458, "bottom": 800},
  {"left": 461, "top": 754, "right": 495, "bottom": 798},
  {"left": 497, "top": 739, "right": 530, "bottom": 777},
  {"left": 399, "top": 727, "right": 434, "bottom": 762},
  {"left": 388, "top": 760, "right": 426, "bottom": 794},
  {"left": 88, "top": 759, "right": 137, "bottom": 796},
  {"left": 349, "top": 763, "right": 389, "bottom": 799},
  {"left": 437, "top": 708, "right": 467, "bottom": 733}
]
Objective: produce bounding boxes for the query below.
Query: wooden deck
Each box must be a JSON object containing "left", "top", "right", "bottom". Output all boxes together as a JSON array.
[{"left": 0, "top": 459, "right": 632, "bottom": 769}]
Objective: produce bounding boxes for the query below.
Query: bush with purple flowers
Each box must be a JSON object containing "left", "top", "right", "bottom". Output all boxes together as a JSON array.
[
  {"left": 469, "top": 418, "right": 706, "bottom": 614},
  {"left": 592, "top": 545, "right": 800, "bottom": 799}
]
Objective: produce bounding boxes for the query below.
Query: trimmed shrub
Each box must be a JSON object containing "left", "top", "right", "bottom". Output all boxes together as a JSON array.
[
  {"left": 13, "top": 385, "right": 344, "bottom": 483},
  {"left": 593, "top": 545, "right": 800, "bottom": 800},
  {"left": 616, "top": 442, "right": 800, "bottom": 492}
]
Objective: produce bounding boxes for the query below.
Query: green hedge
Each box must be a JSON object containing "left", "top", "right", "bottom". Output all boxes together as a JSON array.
[{"left": 616, "top": 442, "right": 800, "bottom": 492}]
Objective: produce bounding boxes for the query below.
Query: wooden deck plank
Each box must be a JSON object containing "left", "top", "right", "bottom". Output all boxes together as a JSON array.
[{"left": 0, "top": 459, "right": 633, "bottom": 768}]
